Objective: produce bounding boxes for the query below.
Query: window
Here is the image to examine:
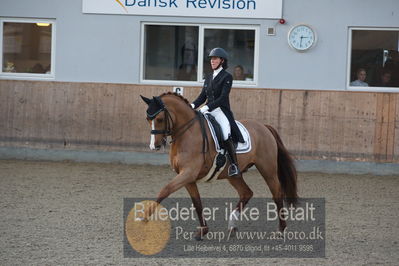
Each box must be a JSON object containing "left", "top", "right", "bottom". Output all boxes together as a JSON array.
[
  {"left": 203, "top": 28, "right": 255, "bottom": 82},
  {"left": 348, "top": 28, "right": 399, "bottom": 89},
  {"left": 142, "top": 23, "right": 258, "bottom": 85},
  {"left": 144, "top": 25, "right": 198, "bottom": 81},
  {"left": 1, "top": 18, "right": 55, "bottom": 78}
]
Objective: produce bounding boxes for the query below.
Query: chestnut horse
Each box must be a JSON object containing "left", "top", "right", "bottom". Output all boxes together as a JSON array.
[{"left": 140, "top": 92, "right": 298, "bottom": 239}]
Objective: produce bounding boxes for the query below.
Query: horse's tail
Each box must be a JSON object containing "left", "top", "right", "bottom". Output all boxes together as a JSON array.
[{"left": 265, "top": 125, "right": 298, "bottom": 205}]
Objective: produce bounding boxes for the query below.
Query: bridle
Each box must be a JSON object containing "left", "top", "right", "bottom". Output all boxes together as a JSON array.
[
  {"left": 147, "top": 101, "right": 199, "bottom": 144},
  {"left": 145, "top": 96, "right": 209, "bottom": 155}
]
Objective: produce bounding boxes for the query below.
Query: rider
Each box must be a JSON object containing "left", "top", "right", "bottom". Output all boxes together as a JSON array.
[{"left": 191, "top": 47, "right": 244, "bottom": 177}]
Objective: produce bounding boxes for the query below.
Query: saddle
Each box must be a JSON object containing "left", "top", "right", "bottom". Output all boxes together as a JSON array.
[
  {"left": 205, "top": 113, "right": 225, "bottom": 148},
  {"left": 198, "top": 113, "right": 252, "bottom": 183},
  {"left": 204, "top": 114, "right": 252, "bottom": 154}
]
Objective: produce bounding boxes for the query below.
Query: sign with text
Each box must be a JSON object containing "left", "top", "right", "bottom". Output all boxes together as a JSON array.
[
  {"left": 82, "top": 0, "right": 283, "bottom": 19},
  {"left": 123, "top": 198, "right": 325, "bottom": 258}
]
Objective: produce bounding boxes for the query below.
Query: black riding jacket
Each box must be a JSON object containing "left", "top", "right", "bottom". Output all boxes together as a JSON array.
[{"left": 192, "top": 69, "right": 244, "bottom": 143}]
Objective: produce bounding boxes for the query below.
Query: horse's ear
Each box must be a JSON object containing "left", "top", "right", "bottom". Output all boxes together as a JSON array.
[{"left": 140, "top": 95, "right": 151, "bottom": 105}]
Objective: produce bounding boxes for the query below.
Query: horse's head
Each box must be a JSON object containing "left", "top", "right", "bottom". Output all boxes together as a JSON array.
[{"left": 140, "top": 95, "right": 170, "bottom": 150}]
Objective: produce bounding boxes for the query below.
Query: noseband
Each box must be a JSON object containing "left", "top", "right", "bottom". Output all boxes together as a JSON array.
[{"left": 147, "top": 107, "right": 173, "bottom": 136}]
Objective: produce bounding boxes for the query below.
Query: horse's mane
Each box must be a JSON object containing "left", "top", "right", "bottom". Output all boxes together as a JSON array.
[{"left": 160, "top": 92, "right": 191, "bottom": 108}]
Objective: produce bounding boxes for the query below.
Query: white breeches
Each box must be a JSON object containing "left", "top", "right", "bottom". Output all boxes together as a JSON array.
[{"left": 204, "top": 107, "right": 230, "bottom": 140}]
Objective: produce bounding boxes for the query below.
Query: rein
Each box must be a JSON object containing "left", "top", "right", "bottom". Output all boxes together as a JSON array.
[
  {"left": 169, "top": 114, "right": 199, "bottom": 144},
  {"left": 148, "top": 107, "right": 209, "bottom": 154}
]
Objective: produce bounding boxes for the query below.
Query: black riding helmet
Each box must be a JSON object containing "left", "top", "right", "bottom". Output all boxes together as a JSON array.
[
  {"left": 209, "top": 47, "right": 228, "bottom": 59},
  {"left": 209, "top": 47, "right": 229, "bottom": 69}
]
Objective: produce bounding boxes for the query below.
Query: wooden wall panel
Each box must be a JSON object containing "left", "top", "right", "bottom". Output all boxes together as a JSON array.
[
  {"left": 394, "top": 94, "right": 399, "bottom": 161},
  {"left": 373, "top": 93, "right": 397, "bottom": 162},
  {"left": 386, "top": 94, "right": 396, "bottom": 161},
  {"left": 0, "top": 80, "right": 398, "bottom": 162}
]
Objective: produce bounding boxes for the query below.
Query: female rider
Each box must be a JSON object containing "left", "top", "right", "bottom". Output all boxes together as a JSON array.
[{"left": 191, "top": 48, "right": 244, "bottom": 177}]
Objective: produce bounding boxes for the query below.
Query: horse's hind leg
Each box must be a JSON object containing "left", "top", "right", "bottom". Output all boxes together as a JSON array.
[
  {"left": 255, "top": 162, "right": 287, "bottom": 231},
  {"left": 227, "top": 176, "right": 254, "bottom": 232}
]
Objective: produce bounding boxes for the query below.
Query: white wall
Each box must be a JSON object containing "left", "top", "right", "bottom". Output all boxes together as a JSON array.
[{"left": 1, "top": 0, "right": 398, "bottom": 90}]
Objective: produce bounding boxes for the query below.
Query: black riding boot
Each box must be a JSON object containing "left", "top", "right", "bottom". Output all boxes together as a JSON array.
[{"left": 224, "top": 137, "right": 240, "bottom": 177}]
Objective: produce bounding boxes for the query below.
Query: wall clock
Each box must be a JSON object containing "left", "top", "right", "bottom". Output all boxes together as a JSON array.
[{"left": 288, "top": 24, "right": 317, "bottom": 51}]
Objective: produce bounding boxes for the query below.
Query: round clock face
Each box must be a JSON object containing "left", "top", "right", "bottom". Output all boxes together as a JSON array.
[{"left": 288, "top": 24, "right": 316, "bottom": 51}]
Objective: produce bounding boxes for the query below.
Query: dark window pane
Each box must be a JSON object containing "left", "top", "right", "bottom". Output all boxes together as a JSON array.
[
  {"left": 350, "top": 30, "right": 399, "bottom": 87},
  {"left": 144, "top": 25, "right": 198, "bottom": 81},
  {"left": 203, "top": 29, "right": 255, "bottom": 81},
  {"left": 2, "top": 22, "right": 52, "bottom": 74}
]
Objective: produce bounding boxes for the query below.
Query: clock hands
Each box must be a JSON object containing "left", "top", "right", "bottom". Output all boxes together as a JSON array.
[
  {"left": 300, "top": 36, "right": 310, "bottom": 48},
  {"left": 289, "top": 25, "right": 315, "bottom": 51}
]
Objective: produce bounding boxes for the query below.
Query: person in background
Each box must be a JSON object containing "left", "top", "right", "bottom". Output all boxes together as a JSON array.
[
  {"left": 32, "top": 63, "right": 45, "bottom": 74},
  {"left": 233, "top": 65, "right": 246, "bottom": 80},
  {"left": 177, "top": 39, "right": 197, "bottom": 81},
  {"left": 374, "top": 70, "right": 393, "bottom": 87},
  {"left": 350, "top": 68, "right": 368, "bottom": 86}
]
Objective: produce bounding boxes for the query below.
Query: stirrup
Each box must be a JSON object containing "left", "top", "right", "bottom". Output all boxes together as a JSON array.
[{"left": 228, "top": 163, "right": 240, "bottom": 177}]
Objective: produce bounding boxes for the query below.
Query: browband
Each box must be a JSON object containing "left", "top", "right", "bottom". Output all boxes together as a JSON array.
[{"left": 146, "top": 96, "right": 165, "bottom": 120}]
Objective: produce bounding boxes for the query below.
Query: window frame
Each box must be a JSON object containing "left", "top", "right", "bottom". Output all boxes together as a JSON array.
[
  {"left": 347, "top": 27, "right": 399, "bottom": 92},
  {"left": 0, "top": 17, "right": 56, "bottom": 80},
  {"left": 140, "top": 22, "right": 259, "bottom": 87}
]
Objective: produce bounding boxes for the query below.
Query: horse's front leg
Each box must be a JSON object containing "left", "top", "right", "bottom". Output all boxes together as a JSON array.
[
  {"left": 143, "top": 169, "right": 198, "bottom": 220},
  {"left": 185, "top": 182, "right": 208, "bottom": 241}
]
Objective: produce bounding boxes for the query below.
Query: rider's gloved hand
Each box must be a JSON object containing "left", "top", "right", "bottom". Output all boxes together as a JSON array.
[
  {"left": 199, "top": 105, "right": 209, "bottom": 113},
  {"left": 190, "top": 103, "right": 195, "bottom": 109}
]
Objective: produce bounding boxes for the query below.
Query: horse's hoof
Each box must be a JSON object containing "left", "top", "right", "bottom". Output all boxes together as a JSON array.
[
  {"left": 194, "top": 234, "right": 203, "bottom": 241},
  {"left": 279, "top": 223, "right": 287, "bottom": 232},
  {"left": 194, "top": 227, "right": 208, "bottom": 241},
  {"left": 135, "top": 217, "right": 148, "bottom": 223},
  {"left": 229, "top": 227, "right": 238, "bottom": 232},
  {"left": 228, "top": 227, "right": 238, "bottom": 238}
]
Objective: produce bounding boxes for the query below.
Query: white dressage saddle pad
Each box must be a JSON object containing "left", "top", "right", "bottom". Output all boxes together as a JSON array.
[{"left": 204, "top": 116, "right": 251, "bottom": 154}]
